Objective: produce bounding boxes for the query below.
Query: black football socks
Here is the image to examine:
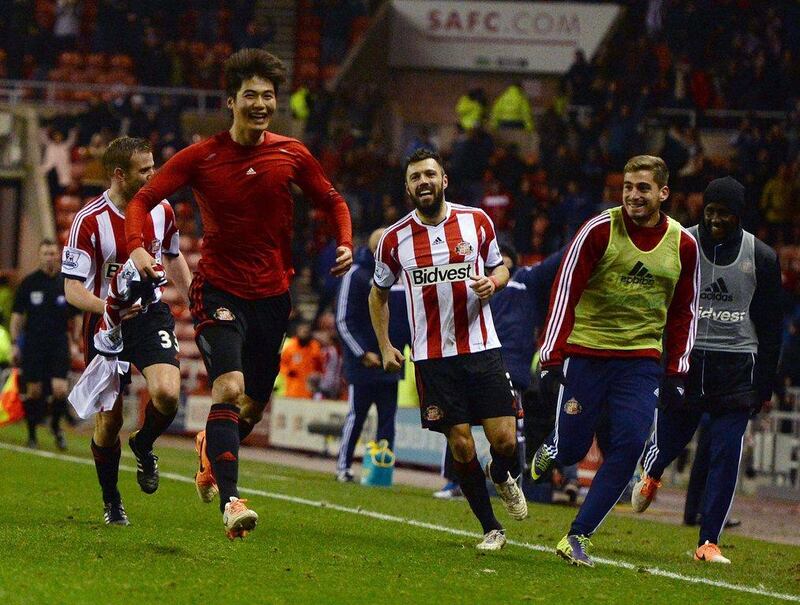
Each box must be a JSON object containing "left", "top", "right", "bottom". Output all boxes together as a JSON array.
[
  {"left": 91, "top": 439, "right": 122, "bottom": 504},
  {"left": 206, "top": 403, "right": 241, "bottom": 513},
  {"left": 489, "top": 445, "right": 520, "bottom": 483},
  {"left": 134, "top": 399, "right": 177, "bottom": 452},
  {"left": 453, "top": 456, "right": 502, "bottom": 533}
]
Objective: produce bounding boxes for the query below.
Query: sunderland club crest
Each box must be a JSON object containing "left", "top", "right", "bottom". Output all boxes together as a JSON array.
[
  {"left": 214, "top": 307, "right": 235, "bottom": 321},
  {"left": 424, "top": 405, "right": 443, "bottom": 422},
  {"left": 454, "top": 241, "right": 473, "bottom": 256}
]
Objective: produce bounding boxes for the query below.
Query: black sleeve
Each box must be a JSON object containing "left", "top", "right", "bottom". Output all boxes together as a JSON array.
[
  {"left": 11, "top": 276, "right": 30, "bottom": 314},
  {"left": 751, "top": 239, "right": 783, "bottom": 401}
]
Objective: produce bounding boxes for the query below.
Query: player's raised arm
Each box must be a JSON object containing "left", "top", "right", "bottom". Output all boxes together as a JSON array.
[{"left": 125, "top": 146, "right": 195, "bottom": 278}]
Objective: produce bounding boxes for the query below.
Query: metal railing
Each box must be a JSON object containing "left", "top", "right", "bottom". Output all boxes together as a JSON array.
[{"left": 753, "top": 387, "right": 800, "bottom": 499}]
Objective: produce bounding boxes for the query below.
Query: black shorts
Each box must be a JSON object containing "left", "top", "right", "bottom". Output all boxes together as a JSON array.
[
  {"left": 84, "top": 301, "right": 179, "bottom": 385},
  {"left": 189, "top": 274, "right": 291, "bottom": 402},
  {"left": 21, "top": 336, "right": 70, "bottom": 383},
  {"left": 414, "top": 348, "right": 517, "bottom": 433}
]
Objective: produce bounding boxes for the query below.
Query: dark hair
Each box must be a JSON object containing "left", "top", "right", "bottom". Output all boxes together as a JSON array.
[
  {"left": 224, "top": 48, "right": 287, "bottom": 98},
  {"left": 102, "top": 137, "right": 152, "bottom": 178},
  {"left": 403, "top": 148, "right": 444, "bottom": 176}
]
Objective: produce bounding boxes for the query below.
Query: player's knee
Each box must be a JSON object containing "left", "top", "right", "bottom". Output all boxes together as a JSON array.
[
  {"left": 449, "top": 436, "right": 476, "bottom": 462},
  {"left": 491, "top": 431, "right": 517, "bottom": 457},
  {"left": 213, "top": 375, "right": 244, "bottom": 404},
  {"left": 152, "top": 387, "right": 179, "bottom": 415},
  {"left": 95, "top": 413, "right": 123, "bottom": 439}
]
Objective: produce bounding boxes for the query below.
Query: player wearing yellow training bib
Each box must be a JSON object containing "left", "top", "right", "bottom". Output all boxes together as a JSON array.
[{"left": 531, "top": 155, "right": 700, "bottom": 567}]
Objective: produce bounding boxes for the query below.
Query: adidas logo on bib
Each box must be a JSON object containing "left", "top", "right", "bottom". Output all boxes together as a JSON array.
[{"left": 620, "top": 261, "right": 655, "bottom": 286}]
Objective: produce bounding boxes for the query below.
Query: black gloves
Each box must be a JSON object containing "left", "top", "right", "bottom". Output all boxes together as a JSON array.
[
  {"left": 659, "top": 375, "right": 686, "bottom": 411},
  {"left": 540, "top": 365, "right": 566, "bottom": 406}
]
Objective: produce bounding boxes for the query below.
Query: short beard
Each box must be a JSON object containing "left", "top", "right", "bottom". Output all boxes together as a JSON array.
[{"left": 412, "top": 190, "right": 445, "bottom": 219}]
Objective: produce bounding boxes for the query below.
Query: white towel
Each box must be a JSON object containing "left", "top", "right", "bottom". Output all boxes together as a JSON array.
[
  {"left": 68, "top": 259, "right": 165, "bottom": 418},
  {"left": 68, "top": 355, "right": 130, "bottom": 419}
]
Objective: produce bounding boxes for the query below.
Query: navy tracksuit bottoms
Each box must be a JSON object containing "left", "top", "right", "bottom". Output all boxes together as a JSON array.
[
  {"left": 540, "top": 357, "right": 661, "bottom": 536},
  {"left": 337, "top": 382, "right": 398, "bottom": 472},
  {"left": 641, "top": 406, "right": 749, "bottom": 546}
]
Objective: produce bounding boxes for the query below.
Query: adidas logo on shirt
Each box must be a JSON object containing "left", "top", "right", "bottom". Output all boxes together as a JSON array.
[
  {"left": 700, "top": 277, "right": 733, "bottom": 301},
  {"left": 620, "top": 261, "right": 655, "bottom": 286},
  {"left": 246, "top": 167, "right": 256, "bottom": 175},
  {"left": 432, "top": 236, "right": 445, "bottom": 246}
]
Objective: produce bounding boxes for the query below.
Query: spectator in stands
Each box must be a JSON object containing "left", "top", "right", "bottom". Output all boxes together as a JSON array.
[
  {"left": 660, "top": 123, "right": 690, "bottom": 176},
  {"left": 280, "top": 320, "right": 324, "bottom": 399},
  {"left": 53, "top": 0, "right": 81, "bottom": 56},
  {"left": 555, "top": 180, "right": 594, "bottom": 241},
  {"left": 448, "top": 125, "right": 495, "bottom": 207},
  {"left": 455, "top": 87, "right": 487, "bottom": 132},
  {"left": 290, "top": 82, "right": 311, "bottom": 126},
  {"left": 138, "top": 27, "right": 171, "bottom": 87},
  {"left": 565, "top": 50, "right": 594, "bottom": 105},
  {"left": 760, "top": 163, "right": 794, "bottom": 241},
  {"left": 493, "top": 142, "right": 526, "bottom": 199},
  {"left": 39, "top": 126, "right": 77, "bottom": 196},
  {"left": 489, "top": 81, "right": 534, "bottom": 132},
  {"left": 316, "top": 0, "right": 357, "bottom": 67},
  {"left": 403, "top": 125, "right": 436, "bottom": 159},
  {"left": 480, "top": 173, "right": 513, "bottom": 236}
]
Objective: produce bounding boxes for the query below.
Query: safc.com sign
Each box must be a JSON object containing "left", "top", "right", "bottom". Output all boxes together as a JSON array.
[{"left": 389, "top": 1, "right": 620, "bottom": 74}]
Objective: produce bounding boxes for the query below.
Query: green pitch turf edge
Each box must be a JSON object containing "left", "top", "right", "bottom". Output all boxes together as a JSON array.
[{"left": 1, "top": 425, "right": 798, "bottom": 605}]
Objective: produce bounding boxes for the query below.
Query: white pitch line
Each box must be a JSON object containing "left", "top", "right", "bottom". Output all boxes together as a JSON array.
[{"left": 3, "top": 442, "right": 798, "bottom": 603}]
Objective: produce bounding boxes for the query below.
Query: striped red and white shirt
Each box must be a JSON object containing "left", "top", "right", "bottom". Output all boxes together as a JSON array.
[
  {"left": 61, "top": 190, "right": 179, "bottom": 299},
  {"left": 374, "top": 203, "right": 503, "bottom": 361}
]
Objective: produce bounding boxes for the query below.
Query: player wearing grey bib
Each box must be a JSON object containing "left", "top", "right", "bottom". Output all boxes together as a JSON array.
[{"left": 632, "top": 176, "right": 782, "bottom": 564}]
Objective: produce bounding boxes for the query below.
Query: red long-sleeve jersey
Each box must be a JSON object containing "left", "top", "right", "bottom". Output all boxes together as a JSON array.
[
  {"left": 540, "top": 209, "right": 699, "bottom": 376},
  {"left": 125, "top": 131, "right": 352, "bottom": 299}
]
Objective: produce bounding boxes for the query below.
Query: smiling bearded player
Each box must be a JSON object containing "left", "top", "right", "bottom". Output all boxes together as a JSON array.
[{"left": 369, "top": 148, "right": 528, "bottom": 552}]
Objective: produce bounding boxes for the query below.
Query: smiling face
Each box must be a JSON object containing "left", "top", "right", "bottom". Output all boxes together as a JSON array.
[
  {"left": 405, "top": 158, "right": 448, "bottom": 219},
  {"left": 703, "top": 202, "right": 738, "bottom": 240},
  {"left": 622, "top": 169, "right": 669, "bottom": 227},
  {"left": 227, "top": 76, "right": 277, "bottom": 135}
]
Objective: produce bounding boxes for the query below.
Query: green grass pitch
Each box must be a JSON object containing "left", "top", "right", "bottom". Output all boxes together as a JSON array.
[{"left": 1, "top": 424, "right": 798, "bottom": 605}]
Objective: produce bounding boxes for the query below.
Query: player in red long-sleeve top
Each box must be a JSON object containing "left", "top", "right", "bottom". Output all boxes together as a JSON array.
[
  {"left": 124, "top": 49, "right": 353, "bottom": 539},
  {"left": 530, "top": 155, "right": 699, "bottom": 567}
]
